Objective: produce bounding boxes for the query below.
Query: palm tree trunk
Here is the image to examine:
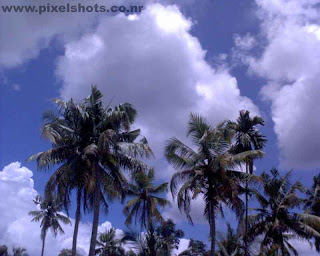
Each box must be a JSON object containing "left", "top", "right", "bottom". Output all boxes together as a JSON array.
[
  {"left": 72, "top": 189, "right": 82, "bottom": 256},
  {"left": 245, "top": 163, "right": 249, "bottom": 256},
  {"left": 41, "top": 235, "right": 46, "bottom": 256},
  {"left": 209, "top": 205, "right": 216, "bottom": 256},
  {"left": 88, "top": 164, "right": 101, "bottom": 256},
  {"left": 147, "top": 222, "right": 157, "bottom": 256}
]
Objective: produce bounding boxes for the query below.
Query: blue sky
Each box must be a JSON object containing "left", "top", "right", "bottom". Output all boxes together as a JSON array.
[{"left": 1, "top": 0, "right": 320, "bottom": 255}]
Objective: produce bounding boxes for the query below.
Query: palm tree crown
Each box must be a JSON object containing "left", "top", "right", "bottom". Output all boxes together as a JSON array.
[
  {"left": 228, "top": 110, "right": 267, "bottom": 174},
  {"left": 12, "top": 248, "right": 28, "bottom": 256},
  {"left": 29, "top": 195, "right": 70, "bottom": 256},
  {"left": 304, "top": 173, "right": 320, "bottom": 251},
  {"left": 165, "top": 113, "right": 263, "bottom": 256},
  {"left": 95, "top": 228, "right": 125, "bottom": 256},
  {"left": 248, "top": 169, "right": 320, "bottom": 256},
  {"left": 123, "top": 169, "right": 170, "bottom": 230},
  {"left": 216, "top": 223, "right": 244, "bottom": 256}
]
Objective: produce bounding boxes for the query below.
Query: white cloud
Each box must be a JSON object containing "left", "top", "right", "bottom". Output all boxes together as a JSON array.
[
  {"left": 0, "top": 162, "right": 123, "bottom": 256},
  {"left": 236, "top": 0, "right": 320, "bottom": 169},
  {"left": 0, "top": 0, "right": 148, "bottom": 69},
  {"left": 56, "top": 3, "right": 259, "bottom": 162},
  {"left": 55, "top": 4, "right": 259, "bottom": 228},
  {"left": 0, "top": 0, "right": 204, "bottom": 70},
  {"left": 163, "top": 191, "right": 206, "bottom": 225},
  {"left": 0, "top": 0, "right": 91, "bottom": 69},
  {"left": 172, "top": 238, "right": 189, "bottom": 255},
  {"left": 234, "top": 33, "right": 256, "bottom": 51}
]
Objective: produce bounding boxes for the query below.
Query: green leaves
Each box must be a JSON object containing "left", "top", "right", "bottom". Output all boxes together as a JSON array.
[
  {"left": 95, "top": 228, "right": 126, "bottom": 256},
  {"left": 29, "top": 195, "right": 71, "bottom": 241},
  {"left": 248, "top": 169, "right": 320, "bottom": 255},
  {"left": 123, "top": 169, "right": 170, "bottom": 230}
]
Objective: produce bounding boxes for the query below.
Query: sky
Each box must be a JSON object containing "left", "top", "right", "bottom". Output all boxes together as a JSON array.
[{"left": 1, "top": 0, "right": 320, "bottom": 255}]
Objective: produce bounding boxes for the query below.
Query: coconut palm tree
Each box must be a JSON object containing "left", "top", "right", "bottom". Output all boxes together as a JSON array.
[
  {"left": 248, "top": 169, "right": 320, "bottom": 256},
  {"left": 122, "top": 226, "right": 158, "bottom": 256},
  {"left": 123, "top": 220, "right": 183, "bottom": 256},
  {"left": 95, "top": 228, "right": 125, "bottom": 256},
  {"left": 28, "top": 86, "right": 153, "bottom": 256},
  {"left": 123, "top": 169, "right": 170, "bottom": 230},
  {"left": 28, "top": 98, "right": 92, "bottom": 256},
  {"left": 304, "top": 173, "right": 320, "bottom": 251},
  {"left": 228, "top": 110, "right": 267, "bottom": 256},
  {"left": 29, "top": 195, "right": 71, "bottom": 256},
  {"left": 165, "top": 113, "right": 263, "bottom": 256}
]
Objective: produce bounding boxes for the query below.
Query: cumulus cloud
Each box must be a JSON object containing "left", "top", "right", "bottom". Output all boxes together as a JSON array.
[
  {"left": 56, "top": 4, "right": 258, "bottom": 175},
  {"left": 0, "top": 0, "right": 150, "bottom": 69},
  {"left": 236, "top": 0, "right": 320, "bottom": 169},
  {"left": 0, "top": 0, "right": 206, "bottom": 70},
  {"left": 0, "top": 162, "right": 124, "bottom": 255},
  {"left": 234, "top": 33, "right": 256, "bottom": 51},
  {"left": 54, "top": 4, "right": 259, "bottom": 227},
  {"left": 0, "top": 0, "right": 90, "bottom": 69}
]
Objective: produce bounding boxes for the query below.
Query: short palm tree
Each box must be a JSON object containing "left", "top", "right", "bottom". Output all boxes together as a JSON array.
[
  {"left": 12, "top": 248, "right": 28, "bottom": 256},
  {"left": 28, "top": 86, "right": 153, "bottom": 256},
  {"left": 178, "top": 239, "right": 208, "bottom": 256},
  {"left": 165, "top": 113, "right": 263, "bottom": 256},
  {"left": 122, "top": 227, "right": 158, "bottom": 256},
  {"left": 29, "top": 195, "right": 71, "bottom": 256},
  {"left": 155, "top": 219, "right": 184, "bottom": 256},
  {"left": 58, "top": 248, "right": 82, "bottom": 256},
  {"left": 123, "top": 169, "right": 170, "bottom": 230},
  {"left": 228, "top": 110, "right": 266, "bottom": 256},
  {"left": 216, "top": 223, "right": 244, "bottom": 256},
  {"left": 95, "top": 228, "right": 125, "bottom": 256},
  {"left": 248, "top": 169, "right": 320, "bottom": 256},
  {"left": 0, "top": 245, "right": 8, "bottom": 256}
]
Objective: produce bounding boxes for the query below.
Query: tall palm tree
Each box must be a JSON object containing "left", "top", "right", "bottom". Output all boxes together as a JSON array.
[
  {"left": 28, "top": 98, "right": 92, "bottom": 256},
  {"left": 165, "top": 113, "right": 263, "bottom": 256},
  {"left": 29, "top": 195, "right": 71, "bottom": 256},
  {"left": 123, "top": 169, "right": 170, "bottom": 230},
  {"left": 304, "top": 173, "right": 320, "bottom": 251},
  {"left": 248, "top": 169, "right": 320, "bottom": 256},
  {"left": 95, "top": 228, "right": 125, "bottom": 256},
  {"left": 28, "top": 86, "right": 153, "bottom": 256},
  {"left": 228, "top": 110, "right": 267, "bottom": 256}
]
